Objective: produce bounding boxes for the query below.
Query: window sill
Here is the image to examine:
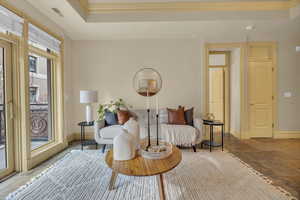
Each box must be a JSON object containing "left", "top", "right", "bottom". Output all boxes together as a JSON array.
[{"left": 29, "top": 140, "right": 67, "bottom": 169}]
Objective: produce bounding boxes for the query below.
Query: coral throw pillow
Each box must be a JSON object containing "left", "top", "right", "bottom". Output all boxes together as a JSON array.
[
  {"left": 167, "top": 107, "right": 186, "bottom": 125},
  {"left": 117, "top": 110, "right": 131, "bottom": 125}
]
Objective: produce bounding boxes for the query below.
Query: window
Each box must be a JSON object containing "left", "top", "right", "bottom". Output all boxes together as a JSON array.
[
  {"left": 0, "top": 5, "right": 24, "bottom": 36},
  {"left": 29, "top": 87, "right": 38, "bottom": 103},
  {"left": 29, "top": 56, "right": 37, "bottom": 73},
  {"left": 0, "top": 3, "right": 64, "bottom": 173},
  {"left": 29, "top": 53, "right": 52, "bottom": 150}
]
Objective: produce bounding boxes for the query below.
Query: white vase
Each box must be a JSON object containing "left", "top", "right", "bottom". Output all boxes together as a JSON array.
[
  {"left": 113, "top": 129, "right": 136, "bottom": 161},
  {"left": 123, "top": 118, "right": 140, "bottom": 150}
]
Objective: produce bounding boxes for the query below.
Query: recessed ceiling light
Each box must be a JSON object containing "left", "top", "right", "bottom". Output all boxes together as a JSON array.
[
  {"left": 52, "top": 8, "right": 64, "bottom": 17},
  {"left": 245, "top": 25, "right": 255, "bottom": 30}
]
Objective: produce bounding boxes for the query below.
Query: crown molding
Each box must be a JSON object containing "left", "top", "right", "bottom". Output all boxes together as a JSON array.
[
  {"left": 290, "top": 0, "right": 300, "bottom": 7},
  {"left": 87, "top": 1, "right": 291, "bottom": 13},
  {"left": 76, "top": 0, "right": 296, "bottom": 14},
  {"left": 79, "top": 0, "right": 89, "bottom": 14}
]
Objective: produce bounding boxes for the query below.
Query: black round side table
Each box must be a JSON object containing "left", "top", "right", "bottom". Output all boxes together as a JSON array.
[
  {"left": 202, "top": 120, "right": 224, "bottom": 152},
  {"left": 78, "top": 121, "right": 97, "bottom": 150}
]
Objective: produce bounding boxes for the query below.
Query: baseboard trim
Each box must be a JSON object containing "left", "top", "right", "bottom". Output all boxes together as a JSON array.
[
  {"left": 67, "top": 132, "right": 94, "bottom": 143},
  {"left": 66, "top": 130, "right": 300, "bottom": 142},
  {"left": 229, "top": 131, "right": 241, "bottom": 139},
  {"left": 274, "top": 130, "right": 300, "bottom": 139}
]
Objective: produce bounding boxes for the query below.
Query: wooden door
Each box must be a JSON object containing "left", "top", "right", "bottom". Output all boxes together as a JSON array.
[
  {"left": 209, "top": 68, "right": 224, "bottom": 122},
  {"left": 248, "top": 43, "right": 274, "bottom": 138}
]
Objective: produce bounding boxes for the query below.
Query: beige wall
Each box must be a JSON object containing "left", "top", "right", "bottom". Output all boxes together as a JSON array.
[
  {"left": 277, "top": 39, "right": 300, "bottom": 131},
  {"left": 11, "top": 0, "right": 300, "bottom": 136},
  {"left": 70, "top": 36, "right": 300, "bottom": 135},
  {"left": 71, "top": 39, "right": 204, "bottom": 133}
]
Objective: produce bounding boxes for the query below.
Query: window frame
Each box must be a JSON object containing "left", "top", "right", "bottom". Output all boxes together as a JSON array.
[
  {"left": 0, "top": 1, "right": 66, "bottom": 171},
  {"left": 28, "top": 49, "right": 54, "bottom": 151},
  {"left": 28, "top": 45, "right": 64, "bottom": 156}
]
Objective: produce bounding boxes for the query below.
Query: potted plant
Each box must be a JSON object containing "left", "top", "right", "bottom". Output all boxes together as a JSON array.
[{"left": 95, "top": 99, "right": 132, "bottom": 129}]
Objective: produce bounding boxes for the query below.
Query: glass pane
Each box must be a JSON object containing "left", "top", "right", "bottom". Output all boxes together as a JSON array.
[
  {"left": 209, "top": 54, "right": 226, "bottom": 66},
  {"left": 29, "top": 52, "right": 52, "bottom": 150},
  {"left": 0, "top": 47, "right": 7, "bottom": 170},
  {"left": 29, "top": 56, "right": 37, "bottom": 73}
]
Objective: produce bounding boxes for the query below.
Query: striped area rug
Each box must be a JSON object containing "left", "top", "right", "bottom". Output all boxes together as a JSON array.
[{"left": 6, "top": 150, "right": 296, "bottom": 200}]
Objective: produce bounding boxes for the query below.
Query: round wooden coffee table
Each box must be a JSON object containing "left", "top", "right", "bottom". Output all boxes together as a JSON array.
[{"left": 105, "top": 145, "right": 182, "bottom": 200}]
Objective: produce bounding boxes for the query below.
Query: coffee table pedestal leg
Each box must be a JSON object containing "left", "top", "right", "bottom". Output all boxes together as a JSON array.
[
  {"left": 109, "top": 171, "right": 118, "bottom": 190},
  {"left": 157, "top": 174, "right": 166, "bottom": 200}
]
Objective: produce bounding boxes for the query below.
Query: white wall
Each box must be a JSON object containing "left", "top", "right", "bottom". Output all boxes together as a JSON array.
[
  {"left": 230, "top": 48, "right": 241, "bottom": 136},
  {"left": 71, "top": 39, "right": 204, "bottom": 133}
]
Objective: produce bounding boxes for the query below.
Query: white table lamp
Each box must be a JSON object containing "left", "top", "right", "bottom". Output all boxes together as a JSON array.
[{"left": 80, "top": 90, "right": 98, "bottom": 123}]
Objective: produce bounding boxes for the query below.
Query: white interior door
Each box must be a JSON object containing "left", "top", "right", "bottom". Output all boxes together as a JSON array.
[{"left": 0, "top": 40, "right": 14, "bottom": 179}]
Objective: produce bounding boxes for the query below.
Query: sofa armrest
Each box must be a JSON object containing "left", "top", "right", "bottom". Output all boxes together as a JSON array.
[
  {"left": 193, "top": 118, "right": 203, "bottom": 142},
  {"left": 94, "top": 120, "right": 105, "bottom": 141},
  {"left": 194, "top": 118, "right": 202, "bottom": 131}
]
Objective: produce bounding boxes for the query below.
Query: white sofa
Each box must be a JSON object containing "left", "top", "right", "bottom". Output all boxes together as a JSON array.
[{"left": 94, "top": 109, "right": 203, "bottom": 152}]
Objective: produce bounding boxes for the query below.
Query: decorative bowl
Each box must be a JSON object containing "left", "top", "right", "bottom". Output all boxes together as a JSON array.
[{"left": 140, "top": 143, "right": 172, "bottom": 160}]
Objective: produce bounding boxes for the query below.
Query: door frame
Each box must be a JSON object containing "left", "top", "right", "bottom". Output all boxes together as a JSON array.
[
  {"left": 203, "top": 42, "right": 278, "bottom": 139},
  {"left": 0, "top": 33, "right": 23, "bottom": 177},
  {"left": 208, "top": 51, "right": 231, "bottom": 133},
  {"left": 0, "top": 39, "right": 14, "bottom": 178}
]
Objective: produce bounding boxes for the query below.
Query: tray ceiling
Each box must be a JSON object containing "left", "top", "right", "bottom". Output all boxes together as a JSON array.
[
  {"left": 89, "top": 0, "right": 290, "bottom": 2},
  {"left": 24, "top": 0, "right": 300, "bottom": 40}
]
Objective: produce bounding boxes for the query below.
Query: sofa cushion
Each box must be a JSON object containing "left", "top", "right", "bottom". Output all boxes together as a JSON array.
[
  {"left": 159, "top": 108, "right": 168, "bottom": 124},
  {"left": 184, "top": 107, "right": 194, "bottom": 126},
  {"left": 100, "top": 125, "right": 123, "bottom": 139},
  {"left": 161, "top": 124, "right": 197, "bottom": 146},
  {"left": 167, "top": 107, "right": 186, "bottom": 125},
  {"left": 133, "top": 109, "right": 156, "bottom": 126},
  {"left": 105, "top": 110, "right": 118, "bottom": 125}
]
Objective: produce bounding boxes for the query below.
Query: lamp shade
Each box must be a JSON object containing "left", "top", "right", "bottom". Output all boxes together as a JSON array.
[{"left": 80, "top": 90, "right": 98, "bottom": 103}]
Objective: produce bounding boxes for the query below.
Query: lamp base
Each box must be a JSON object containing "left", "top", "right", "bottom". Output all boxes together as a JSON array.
[{"left": 86, "top": 104, "right": 93, "bottom": 123}]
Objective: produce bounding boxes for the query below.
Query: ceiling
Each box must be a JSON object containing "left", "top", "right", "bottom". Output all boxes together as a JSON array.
[
  {"left": 88, "top": 0, "right": 290, "bottom": 3},
  {"left": 25, "top": 0, "right": 300, "bottom": 40}
]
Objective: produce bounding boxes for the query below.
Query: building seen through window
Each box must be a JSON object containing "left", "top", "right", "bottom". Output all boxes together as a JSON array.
[
  {"left": 29, "top": 55, "right": 37, "bottom": 73},
  {"left": 29, "top": 87, "right": 38, "bottom": 104}
]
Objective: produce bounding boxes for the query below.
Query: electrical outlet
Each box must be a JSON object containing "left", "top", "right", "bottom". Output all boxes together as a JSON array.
[{"left": 283, "top": 92, "right": 292, "bottom": 98}]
